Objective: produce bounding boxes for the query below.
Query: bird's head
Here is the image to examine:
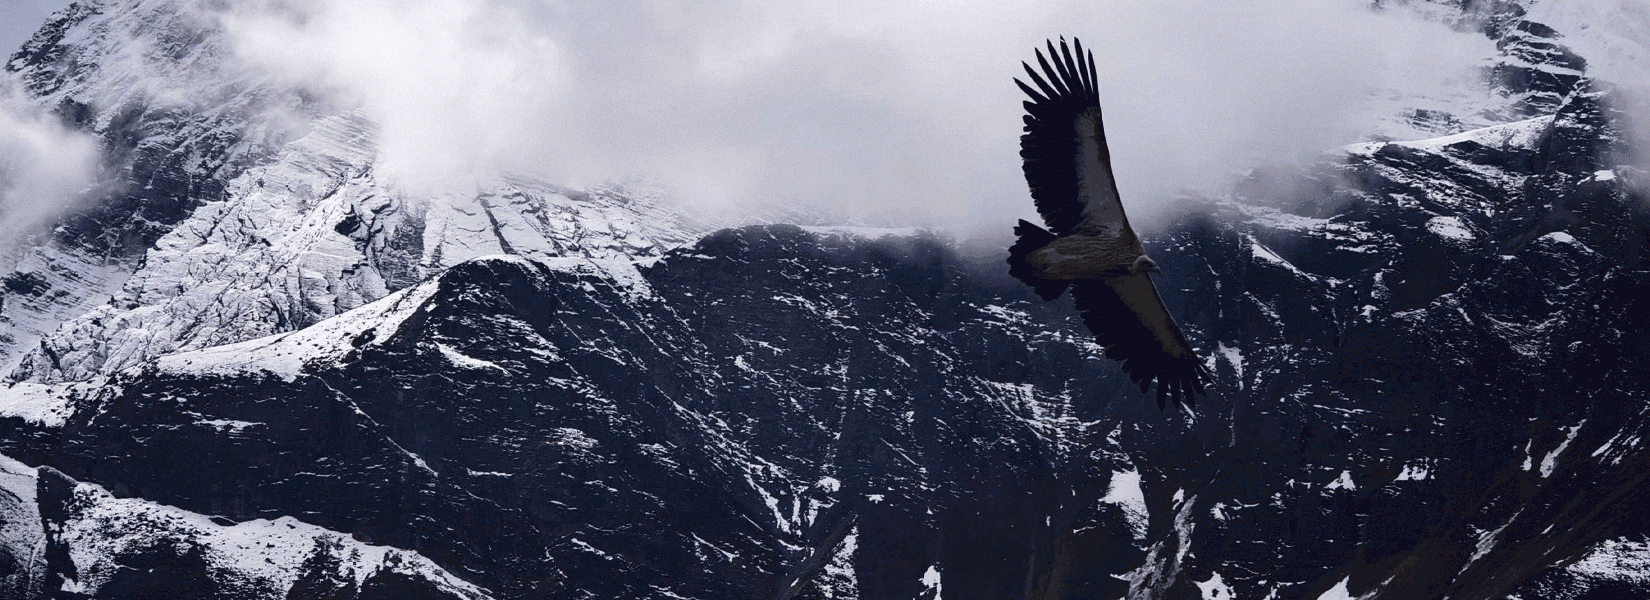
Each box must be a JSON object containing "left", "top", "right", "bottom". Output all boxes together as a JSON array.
[{"left": 1131, "top": 255, "right": 1161, "bottom": 275}]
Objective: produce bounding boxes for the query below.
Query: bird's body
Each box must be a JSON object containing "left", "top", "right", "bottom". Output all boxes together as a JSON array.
[
  {"left": 1022, "top": 233, "right": 1151, "bottom": 279},
  {"left": 1007, "top": 38, "right": 1209, "bottom": 410}
]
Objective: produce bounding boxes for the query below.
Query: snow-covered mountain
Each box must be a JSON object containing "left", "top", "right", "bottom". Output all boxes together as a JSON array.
[
  {"left": 0, "top": 0, "right": 699, "bottom": 383},
  {"left": 8, "top": 107, "right": 694, "bottom": 384},
  {"left": 0, "top": 0, "right": 1647, "bottom": 599}
]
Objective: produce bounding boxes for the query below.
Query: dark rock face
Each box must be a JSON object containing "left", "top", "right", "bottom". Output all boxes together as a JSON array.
[{"left": 9, "top": 230, "right": 1143, "bottom": 599}]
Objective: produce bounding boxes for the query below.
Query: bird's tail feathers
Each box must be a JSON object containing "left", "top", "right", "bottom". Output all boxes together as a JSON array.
[{"left": 1007, "top": 220, "right": 1070, "bottom": 301}]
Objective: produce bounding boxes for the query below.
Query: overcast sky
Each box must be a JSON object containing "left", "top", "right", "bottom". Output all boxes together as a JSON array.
[
  {"left": 0, "top": 0, "right": 1555, "bottom": 237},
  {"left": 0, "top": 0, "right": 73, "bottom": 55}
]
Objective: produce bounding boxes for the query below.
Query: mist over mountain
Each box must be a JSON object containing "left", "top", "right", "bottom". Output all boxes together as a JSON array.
[{"left": 0, "top": 1, "right": 1647, "bottom": 599}]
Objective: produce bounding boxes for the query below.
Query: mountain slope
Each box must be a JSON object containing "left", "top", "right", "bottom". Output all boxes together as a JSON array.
[
  {"left": 0, "top": 0, "right": 1647, "bottom": 599},
  {"left": 0, "top": 454, "right": 491, "bottom": 599},
  {"left": 1108, "top": 79, "right": 1649, "bottom": 600},
  {"left": 4, "top": 228, "right": 1150, "bottom": 599}
]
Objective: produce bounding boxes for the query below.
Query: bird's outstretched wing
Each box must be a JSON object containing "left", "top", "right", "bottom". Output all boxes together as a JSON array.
[
  {"left": 1010, "top": 38, "right": 1208, "bottom": 410},
  {"left": 1015, "top": 38, "right": 1132, "bottom": 241},
  {"left": 1070, "top": 278, "right": 1208, "bottom": 409}
]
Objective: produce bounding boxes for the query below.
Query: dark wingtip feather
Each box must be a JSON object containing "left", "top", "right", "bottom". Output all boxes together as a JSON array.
[
  {"left": 1057, "top": 39, "right": 1083, "bottom": 98},
  {"left": 1015, "top": 79, "right": 1047, "bottom": 104},
  {"left": 1072, "top": 38, "right": 1091, "bottom": 98},
  {"left": 1043, "top": 40, "right": 1074, "bottom": 94},
  {"left": 1086, "top": 49, "right": 1099, "bottom": 102},
  {"left": 1022, "top": 62, "right": 1058, "bottom": 100},
  {"left": 1034, "top": 47, "right": 1069, "bottom": 97}
]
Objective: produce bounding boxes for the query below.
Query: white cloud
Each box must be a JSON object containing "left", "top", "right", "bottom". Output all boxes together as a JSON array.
[
  {"left": 220, "top": 0, "right": 572, "bottom": 194},
  {"left": 0, "top": 87, "right": 99, "bottom": 250},
  {"left": 212, "top": 0, "right": 1498, "bottom": 229}
]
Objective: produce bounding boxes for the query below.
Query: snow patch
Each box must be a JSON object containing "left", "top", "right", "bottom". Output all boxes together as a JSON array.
[
  {"left": 1538, "top": 232, "right": 1594, "bottom": 253},
  {"left": 156, "top": 275, "right": 442, "bottom": 381},
  {"left": 197, "top": 418, "right": 261, "bottom": 435},
  {"left": 154, "top": 254, "right": 645, "bottom": 382},
  {"left": 800, "top": 226, "right": 925, "bottom": 240},
  {"left": 1391, "top": 115, "right": 1553, "bottom": 153},
  {"left": 1540, "top": 421, "right": 1586, "bottom": 478},
  {"left": 1102, "top": 469, "right": 1150, "bottom": 539},
  {"left": 1217, "top": 342, "right": 1243, "bottom": 387},
  {"left": 1326, "top": 471, "right": 1356, "bottom": 491},
  {"left": 1396, "top": 460, "right": 1431, "bottom": 481},
  {"left": 920, "top": 565, "right": 943, "bottom": 599},
  {"left": 1542, "top": 231, "right": 1577, "bottom": 244},
  {"left": 1315, "top": 576, "right": 1362, "bottom": 600},
  {"left": 0, "top": 381, "right": 78, "bottom": 427},
  {"left": 1197, "top": 572, "right": 1233, "bottom": 600},
  {"left": 1465, "top": 510, "right": 1522, "bottom": 570},
  {"left": 1568, "top": 538, "right": 1650, "bottom": 582},
  {"left": 1425, "top": 216, "right": 1474, "bottom": 242},
  {"left": 1249, "top": 237, "right": 1307, "bottom": 276},
  {"left": 535, "top": 257, "right": 658, "bottom": 302},
  {"left": 816, "top": 526, "right": 858, "bottom": 599},
  {"left": 568, "top": 538, "right": 610, "bottom": 560},
  {"left": 437, "top": 343, "right": 507, "bottom": 372}
]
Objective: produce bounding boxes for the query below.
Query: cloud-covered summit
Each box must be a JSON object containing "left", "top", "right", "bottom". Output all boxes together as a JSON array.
[{"left": 6, "top": 0, "right": 1512, "bottom": 234}]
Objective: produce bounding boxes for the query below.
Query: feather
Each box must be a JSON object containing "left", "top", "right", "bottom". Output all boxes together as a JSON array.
[
  {"left": 1073, "top": 38, "right": 1093, "bottom": 99},
  {"left": 1057, "top": 40, "right": 1083, "bottom": 98},
  {"left": 1021, "top": 62, "right": 1058, "bottom": 100},
  {"left": 1085, "top": 49, "right": 1099, "bottom": 103},
  {"left": 1015, "top": 79, "right": 1048, "bottom": 104},
  {"left": 1034, "top": 49, "right": 1069, "bottom": 97}
]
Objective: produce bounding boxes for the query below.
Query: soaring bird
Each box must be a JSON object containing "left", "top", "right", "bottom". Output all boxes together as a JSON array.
[{"left": 1006, "top": 38, "right": 1209, "bottom": 410}]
